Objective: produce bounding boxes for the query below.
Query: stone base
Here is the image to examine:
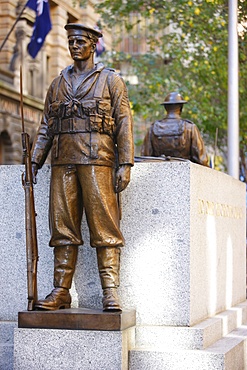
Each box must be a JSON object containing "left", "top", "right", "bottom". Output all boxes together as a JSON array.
[
  {"left": 135, "top": 302, "right": 247, "bottom": 350},
  {"left": 0, "top": 322, "right": 17, "bottom": 370},
  {"left": 14, "top": 327, "right": 135, "bottom": 370},
  {"left": 129, "top": 302, "right": 247, "bottom": 370},
  {"left": 129, "top": 339, "right": 246, "bottom": 370},
  {"left": 14, "top": 309, "right": 136, "bottom": 370},
  {"left": 1, "top": 163, "right": 246, "bottom": 369}
]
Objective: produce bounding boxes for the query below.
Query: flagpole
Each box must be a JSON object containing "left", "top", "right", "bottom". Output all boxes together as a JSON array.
[
  {"left": 0, "top": 1, "right": 29, "bottom": 53},
  {"left": 227, "top": 0, "right": 239, "bottom": 179}
]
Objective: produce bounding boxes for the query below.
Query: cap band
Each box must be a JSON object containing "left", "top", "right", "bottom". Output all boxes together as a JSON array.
[{"left": 65, "top": 23, "right": 102, "bottom": 43}]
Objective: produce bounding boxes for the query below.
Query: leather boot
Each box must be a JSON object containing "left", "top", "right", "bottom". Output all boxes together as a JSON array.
[
  {"left": 96, "top": 247, "right": 122, "bottom": 311},
  {"left": 35, "top": 245, "right": 78, "bottom": 311}
]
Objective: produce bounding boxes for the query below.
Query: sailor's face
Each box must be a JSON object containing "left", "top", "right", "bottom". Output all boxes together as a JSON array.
[{"left": 68, "top": 36, "right": 95, "bottom": 61}]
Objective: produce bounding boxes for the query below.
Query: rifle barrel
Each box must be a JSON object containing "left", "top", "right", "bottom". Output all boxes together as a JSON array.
[
  {"left": 20, "top": 67, "right": 38, "bottom": 311},
  {"left": 20, "top": 66, "right": 25, "bottom": 133}
]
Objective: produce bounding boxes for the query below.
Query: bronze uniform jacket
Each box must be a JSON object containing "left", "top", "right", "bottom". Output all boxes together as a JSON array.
[
  {"left": 31, "top": 63, "right": 134, "bottom": 168},
  {"left": 141, "top": 119, "right": 208, "bottom": 166}
]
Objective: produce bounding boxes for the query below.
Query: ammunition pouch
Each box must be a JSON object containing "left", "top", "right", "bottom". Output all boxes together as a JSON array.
[{"left": 48, "top": 99, "right": 115, "bottom": 138}]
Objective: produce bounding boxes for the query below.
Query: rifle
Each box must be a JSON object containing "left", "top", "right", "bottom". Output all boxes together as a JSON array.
[
  {"left": 134, "top": 155, "right": 190, "bottom": 162},
  {"left": 20, "top": 66, "right": 39, "bottom": 311}
]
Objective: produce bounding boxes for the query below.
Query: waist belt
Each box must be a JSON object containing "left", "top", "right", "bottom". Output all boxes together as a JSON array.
[
  {"left": 52, "top": 116, "right": 114, "bottom": 138},
  {"left": 55, "top": 117, "right": 88, "bottom": 134}
]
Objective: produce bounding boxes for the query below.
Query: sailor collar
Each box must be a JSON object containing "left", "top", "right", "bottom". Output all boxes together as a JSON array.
[{"left": 61, "top": 62, "right": 105, "bottom": 85}]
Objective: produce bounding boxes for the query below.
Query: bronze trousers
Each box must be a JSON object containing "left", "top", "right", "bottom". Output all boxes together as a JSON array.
[{"left": 49, "top": 164, "right": 124, "bottom": 248}]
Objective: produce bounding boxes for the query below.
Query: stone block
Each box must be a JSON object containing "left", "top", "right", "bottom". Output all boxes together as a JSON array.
[
  {"left": 1, "top": 163, "right": 245, "bottom": 326},
  {"left": 119, "top": 162, "right": 246, "bottom": 326},
  {"left": 0, "top": 165, "right": 52, "bottom": 321},
  {"left": 0, "top": 345, "right": 14, "bottom": 370},
  {"left": 1, "top": 162, "right": 247, "bottom": 369},
  {"left": 14, "top": 326, "right": 135, "bottom": 370},
  {"left": 129, "top": 325, "right": 247, "bottom": 370},
  {"left": 134, "top": 302, "right": 247, "bottom": 351},
  {"left": 0, "top": 321, "right": 17, "bottom": 370}
]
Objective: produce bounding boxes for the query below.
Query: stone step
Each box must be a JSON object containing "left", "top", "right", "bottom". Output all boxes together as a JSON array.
[
  {"left": 135, "top": 301, "right": 247, "bottom": 351},
  {"left": 129, "top": 325, "right": 247, "bottom": 370},
  {"left": 0, "top": 321, "right": 17, "bottom": 370}
]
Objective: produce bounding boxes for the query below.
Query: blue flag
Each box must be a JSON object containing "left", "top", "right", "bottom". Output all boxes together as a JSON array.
[{"left": 26, "top": 0, "right": 52, "bottom": 58}]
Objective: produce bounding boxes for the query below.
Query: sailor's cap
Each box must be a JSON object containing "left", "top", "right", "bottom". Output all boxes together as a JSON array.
[{"left": 64, "top": 23, "right": 103, "bottom": 41}]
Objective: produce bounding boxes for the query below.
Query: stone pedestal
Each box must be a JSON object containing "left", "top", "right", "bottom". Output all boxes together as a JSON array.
[
  {"left": 1, "top": 162, "right": 247, "bottom": 369},
  {"left": 120, "top": 162, "right": 246, "bottom": 327},
  {"left": 14, "top": 328, "right": 135, "bottom": 370},
  {"left": 14, "top": 309, "right": 135, "bottom": 370}
]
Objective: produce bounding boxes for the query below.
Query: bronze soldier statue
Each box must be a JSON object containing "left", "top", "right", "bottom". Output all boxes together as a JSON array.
[
  {"left": 31, "top": 24, "right": 134, "bottom": 311},
  {"left": 141, "top": 92, "right": 208, "bottom": 166}
]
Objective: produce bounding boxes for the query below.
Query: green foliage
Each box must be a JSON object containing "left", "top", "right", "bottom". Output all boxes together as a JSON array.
[
  {"left": 91, "top": 0, "right": 247, "bottom": 155},
  {"left": 73, "top": 0, "right": 87, "bottom": 7}
]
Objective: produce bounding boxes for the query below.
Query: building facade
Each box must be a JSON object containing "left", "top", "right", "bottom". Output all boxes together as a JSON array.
[{"left": 0, "top": 0, "right": 105, "bottom": 164}]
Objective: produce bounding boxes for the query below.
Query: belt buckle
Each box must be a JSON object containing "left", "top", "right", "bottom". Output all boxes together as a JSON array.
[{"left": 69, "top": 118, "right": 75, "bottom": 133}]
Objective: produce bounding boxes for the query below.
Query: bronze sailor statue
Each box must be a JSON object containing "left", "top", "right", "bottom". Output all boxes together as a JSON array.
[{"left": 31, "top": 24, "right": 134, "bottom": 311}]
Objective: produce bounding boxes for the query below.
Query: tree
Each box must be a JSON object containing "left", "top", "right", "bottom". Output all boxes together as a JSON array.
[{"left": 82, "top": 1, "right": 247, "bottom": 166}]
